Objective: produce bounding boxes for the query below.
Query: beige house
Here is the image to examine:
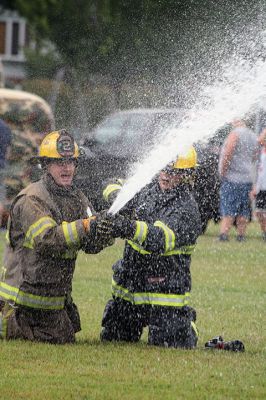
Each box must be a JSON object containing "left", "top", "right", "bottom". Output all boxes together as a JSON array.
[{"left": 0, "top": 8, "right": 29, "bottom": 86}]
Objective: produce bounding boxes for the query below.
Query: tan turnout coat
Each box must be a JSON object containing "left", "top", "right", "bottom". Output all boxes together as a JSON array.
[{"left": 0, "top": 173, "right": 97, "bottom": 342}]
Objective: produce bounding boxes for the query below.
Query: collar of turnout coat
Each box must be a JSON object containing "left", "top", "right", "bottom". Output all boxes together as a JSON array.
[{"left": 42, "top": 172, "right": 76, "bottom": 197}]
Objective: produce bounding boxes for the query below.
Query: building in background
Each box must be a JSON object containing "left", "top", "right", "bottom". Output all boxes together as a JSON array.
[{"left": 0, "top": 8, "right": 29, "bottom": 87}]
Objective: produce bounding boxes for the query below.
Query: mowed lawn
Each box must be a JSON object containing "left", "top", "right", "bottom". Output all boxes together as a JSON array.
[{"left": 0, "top": 222, "right": 265, "bottom": 400}]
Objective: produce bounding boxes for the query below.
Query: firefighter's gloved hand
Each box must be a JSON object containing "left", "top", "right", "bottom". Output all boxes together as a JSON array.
[
  {"left": 95, "top": 218, "right": 114, "bottom": 237},
  {"left": 93, "top": 211, "right": 113, "bottom": 238},
  {"left": 82, "top": 213, "right": 114, "bottom": 253},
  {"left": 110, "top": 214, "right": 136, "bottom": 239}
]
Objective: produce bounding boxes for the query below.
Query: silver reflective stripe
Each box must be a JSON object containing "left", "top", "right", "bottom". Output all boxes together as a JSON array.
[
  {"left": 112, "top": 279, "right": 190, "bottom": 307},
  {"left": 68, "top": 222, "right": 75, "bottom": 243},
  {"left": 24, "top": 217, "right": 57, "bottom": 249},
  {"left": 133, "top": 292, "right": 190, "bottom": 306},
  {"left": 62, "top": 221, "right": 79, "bottom": 247},
  {"left": 133, "top": 221, "right": 148, "bottom": 244},
  {"left": 154, "top": 220, "right": 175, "bottom": 253},
  {"left": 127, "top": 240, "right": 195, "bottom": 256},
  {"left": 127, "top": 240, "right": 150, "bottom": 254},
  {"left": 112, "top": 283, "right": 134, "bottom": 303},
  {"left": 0, "top": 282, "right": 65, "bottom": 310},
  {"left": 164, "top": 244, "right": 196, "bottom": 256},
  {"left": 103, "top": 184, "right": 122, "bottom": 201}
]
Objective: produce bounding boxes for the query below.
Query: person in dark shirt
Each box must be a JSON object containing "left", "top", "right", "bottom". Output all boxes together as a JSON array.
[{"left": 0, "top": 118, "right": 12, "bottom": 226}]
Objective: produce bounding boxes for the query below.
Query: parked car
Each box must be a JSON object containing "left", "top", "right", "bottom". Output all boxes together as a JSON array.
[
  {"left": 76, "top": 108, "right": 185, "bottom": 205},
  {"left": 75, "top": 108, "right": 232, "bottom": 232}
]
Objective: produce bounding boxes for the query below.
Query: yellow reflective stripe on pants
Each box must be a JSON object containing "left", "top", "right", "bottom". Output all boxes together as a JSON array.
[
  {"left": 133, "top": 221, "right": 148, "bottom": 244},
  {"left": 103, "top": 184, "right": 122, "bottom": 201},
  {"left": 191, "top": 321, "right": 199, "bottom": 337},
  {"left": 0, "top": 281, "right": 65, "bottom": 310},
  {"left": 24, "top": 216, "right": 57, "bottom": 249},
  {"left": 62, "top": 221, "right": 79, "bottom": 247},
  {"left": 154, "top": 220, "right": 175, "bottom": 253},
  {"left": 112, "top": 279, "right": 190, "bottom": 307}
]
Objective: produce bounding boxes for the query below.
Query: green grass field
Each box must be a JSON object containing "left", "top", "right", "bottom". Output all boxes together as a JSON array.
[{"left": 0, "top": 222, "right": 265, "bottom": 400}]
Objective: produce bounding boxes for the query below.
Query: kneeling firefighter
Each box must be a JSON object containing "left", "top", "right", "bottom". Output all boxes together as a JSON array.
[
  {"left": 99, "top": 146, "right": 202, "bottom": 348},
  {"left": 0, "top": 130, "right": 113, "bottom": 344}
]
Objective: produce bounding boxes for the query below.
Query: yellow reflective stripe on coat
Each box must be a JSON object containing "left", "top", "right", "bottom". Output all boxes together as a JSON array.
[
  {"left": 5, "top": 229, "right": 10, "bottom": 244},
  {"left": 24, "top": 216, "right": 57, "bottom": 249},
  {"left": 62, "top": 221, "right": 79, "bottom": 247},
  {"left": 5, "top": 217, "right": 11, "bottom": 244},
  {"left": 154, "top": 220, "right": 175, "bottom": 253},
  {"left": 0, "top": 281, "right": 65, "bottom": 310},
  {"left": 112, "top": 279, "right": 190, "bottom": 307},
  {"left": 111, "top": 279, "right": 134, "bottom": 302},
  {"left": 127, "top": 240, "right": 151, "bottom": 254},
  {"left": 164, "top": 244, "right": 196, "bottom": 256},
  {"left": 103, "top": 184, "right": 122, "bottom": 201},
  {"left": 127, "top": 240, "right": 195, "bottom": 256},
  {"left": 133, "top": 221, "right": 148, "bottom": 244}
]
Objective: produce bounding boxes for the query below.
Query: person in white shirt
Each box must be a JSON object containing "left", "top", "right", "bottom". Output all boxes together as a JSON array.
[{"left": 218, "top": 118, "right": 258, "bottom": 241}]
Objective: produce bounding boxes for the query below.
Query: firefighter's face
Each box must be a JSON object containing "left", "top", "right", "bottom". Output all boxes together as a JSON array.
[
  {"left": 47, "top": 160, "right": 76, "bottom": 187},
  {"left": 159, "top": 171, "right": 184, "bottom": 191}
]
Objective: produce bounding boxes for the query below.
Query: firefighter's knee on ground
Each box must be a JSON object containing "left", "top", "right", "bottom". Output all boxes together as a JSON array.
[
  {"left": 148, "top": 306, "right": 198, "bottom": 349},
  {"left": 101, "top": 298, "right": 144, "bottom": 342}
]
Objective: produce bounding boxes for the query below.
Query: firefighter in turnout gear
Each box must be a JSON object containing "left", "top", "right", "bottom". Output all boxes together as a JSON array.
[
  {"left": 99, "top": 147, "right": 202, "bottom": 348},
  {"left": 0, "top": 130, "right": 112, "bottom": 343}
]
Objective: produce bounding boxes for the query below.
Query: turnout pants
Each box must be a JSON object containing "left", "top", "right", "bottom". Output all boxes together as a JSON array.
[
  {"left": 0, "top": 300, "right": 81, "bottom": 344},
  {"left": 101, "top": 298, "right": 198, "bottom": 349}
]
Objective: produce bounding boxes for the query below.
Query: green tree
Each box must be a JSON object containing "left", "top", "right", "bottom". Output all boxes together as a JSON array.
[
  {"left": 4, "top": 0, "right": 265, "bottom": 108},
  {"left": 6, "top": 1, "right": 262, "bottom": 81}
]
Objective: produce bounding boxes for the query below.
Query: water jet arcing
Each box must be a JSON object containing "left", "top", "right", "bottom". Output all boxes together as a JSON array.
[{"left": 109, "top": 56, "right": 266, "bottom": 215}]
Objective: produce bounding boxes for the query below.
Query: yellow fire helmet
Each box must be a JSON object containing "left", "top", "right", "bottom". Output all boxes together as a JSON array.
[
  {"left": 39, "top": 129, "right": 79, "bottom": 160},
  {"left": 164, "top": 146, "right": 198, "bottom": 173}
]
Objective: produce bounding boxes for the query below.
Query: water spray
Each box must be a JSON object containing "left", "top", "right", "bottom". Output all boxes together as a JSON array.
[{"left": 108, "top": 55, "right": 266, "bottom": 215}]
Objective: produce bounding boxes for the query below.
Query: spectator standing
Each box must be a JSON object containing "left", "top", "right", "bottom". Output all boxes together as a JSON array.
[
  {"left": 250, "top": 129, "right": 266, "bottom": 241},
  {"left": 0, "top": 118, "right": 12, "bottom": 226},
  {"left": 218, "top": 118, "right": 258, "bottom": 241}
]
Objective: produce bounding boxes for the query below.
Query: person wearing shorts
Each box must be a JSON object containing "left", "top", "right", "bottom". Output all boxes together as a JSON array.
[
  {"left": 250, "top": 129, "right": 266, "bottom": 241},
  {"left": 220, "top": 179, "right": 252, "bottom": 220},
  {"left": 218, "top": 118, "right": 258, "bottom": 241}
]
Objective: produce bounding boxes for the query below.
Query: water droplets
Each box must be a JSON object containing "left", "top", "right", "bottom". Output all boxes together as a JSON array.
[{"left": 109, "top": 29, "right": 266, "bottom": 215}]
